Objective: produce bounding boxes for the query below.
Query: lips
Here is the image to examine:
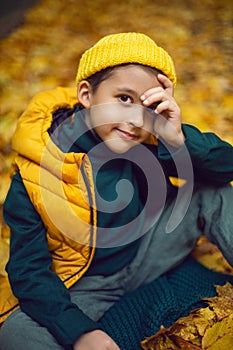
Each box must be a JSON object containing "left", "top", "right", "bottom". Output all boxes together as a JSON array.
[{"left": 115, "top": 128, "right": 138, "bottom": 140}]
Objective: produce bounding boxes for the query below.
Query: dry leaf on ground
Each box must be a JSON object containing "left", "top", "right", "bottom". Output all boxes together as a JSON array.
[{"left": 202, "top": 314, "right": 233, "bottom": 350}]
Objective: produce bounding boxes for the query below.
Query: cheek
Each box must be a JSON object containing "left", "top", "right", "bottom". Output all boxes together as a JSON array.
[
  {"left": 93, "top": 124, "right": 113, "bottom": 140},
  {"left": 90, "top": 103, "right": 128, "bottom": 127},
  {"left": 143, "top": 115, "right": 154, "bottom": 134}
]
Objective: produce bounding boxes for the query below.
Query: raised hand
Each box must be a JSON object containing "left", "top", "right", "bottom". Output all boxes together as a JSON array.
[{"left": 141, "top": 74, "right": 185, "bottom": 147}]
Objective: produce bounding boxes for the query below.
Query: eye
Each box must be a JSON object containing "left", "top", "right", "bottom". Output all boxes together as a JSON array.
[{"left": 118, "top": 95, "right": 133, "bottom": 104}]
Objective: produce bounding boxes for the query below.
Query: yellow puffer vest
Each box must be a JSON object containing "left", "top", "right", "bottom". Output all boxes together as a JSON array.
[{"left": 0, "top": 87, "right": 98, "bottom": 323}]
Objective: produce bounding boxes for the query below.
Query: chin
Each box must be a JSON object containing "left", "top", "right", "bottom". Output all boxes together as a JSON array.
[{"left": 105, "top": 139, "right": 137, "bottom": 154}]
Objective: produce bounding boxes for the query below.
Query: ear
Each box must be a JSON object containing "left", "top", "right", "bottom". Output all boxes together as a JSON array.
[{"left": 77, "top": 80, "right": 93, "bottom": 108}]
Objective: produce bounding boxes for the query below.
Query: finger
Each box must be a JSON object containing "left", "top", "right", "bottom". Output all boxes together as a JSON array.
[
  {"left": 155, "top": 100, "right": 170, "bottom": 115},
  {"left": 155, "top": 100, "right": 178, "bottom": 116},
  {"left": 141, "top": 86, "right": 163, "bottom": 101},
  {"left": 141, "top": 90, "right": 167, "bottom": 107},
  {"left": 157, "top": 74, "right": 174, "bottom": 96}
]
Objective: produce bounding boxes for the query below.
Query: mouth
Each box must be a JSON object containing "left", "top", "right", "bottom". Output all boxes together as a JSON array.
[{"left": 115, "top": 128, "right": 138, "bottom": 140}]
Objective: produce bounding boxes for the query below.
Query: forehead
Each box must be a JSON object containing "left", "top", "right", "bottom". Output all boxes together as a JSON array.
[{"left": 103, "top": 64, "right": 161, "bottom": 90}]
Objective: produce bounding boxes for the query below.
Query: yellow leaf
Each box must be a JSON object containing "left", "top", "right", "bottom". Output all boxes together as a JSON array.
[
  {"left": 216, "top": 282, "right": 233, "bottom": 299},
  {"left": 204, "top": 283, "right": 233, "bottom": 321},
  {"left": 192, "top": 236, "right": 233, "bottom": 274},
  {"left": 202, "top": 314, "right": 233, "bottom": 350}
]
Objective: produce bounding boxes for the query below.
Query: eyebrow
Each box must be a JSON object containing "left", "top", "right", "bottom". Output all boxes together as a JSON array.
[{"left": 115, "top": 87, "right": 139, "bottom": 96}]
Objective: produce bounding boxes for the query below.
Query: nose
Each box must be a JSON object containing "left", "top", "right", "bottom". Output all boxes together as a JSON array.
[{"left": 128, "top": 105, "right": 144, "bottom": 128}]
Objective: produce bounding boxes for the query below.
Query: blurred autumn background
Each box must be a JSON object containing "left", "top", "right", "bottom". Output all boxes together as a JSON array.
[{"left": 0, "top": 0, "right": 233, "bottom": 348}]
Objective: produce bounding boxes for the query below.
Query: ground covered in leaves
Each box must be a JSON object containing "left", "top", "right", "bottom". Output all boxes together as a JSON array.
[{"left": 0, "top": 0, "right": 232, "bottom": 347}]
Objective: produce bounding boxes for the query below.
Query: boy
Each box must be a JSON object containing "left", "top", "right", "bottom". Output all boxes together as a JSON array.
[{"left": 0, "top": 32, "right": 232, "bottom": 350}]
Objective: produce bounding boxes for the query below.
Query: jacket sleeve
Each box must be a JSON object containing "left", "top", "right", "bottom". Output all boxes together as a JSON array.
[
  {"left": 158, "top": 124, "right": 233, "bottom": 185},
  {"left": 3, "top": 173, "right": 101, "bottom": 349}
]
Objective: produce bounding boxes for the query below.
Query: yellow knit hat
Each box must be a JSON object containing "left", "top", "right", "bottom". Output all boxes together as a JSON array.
[{"left": 76, "top": 32, "right": 176, "bottom": 86}]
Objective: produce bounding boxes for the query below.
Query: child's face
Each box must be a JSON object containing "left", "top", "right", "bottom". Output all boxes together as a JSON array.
[{"left": 78, "top": 64, "right": 162, "bottom": 153}]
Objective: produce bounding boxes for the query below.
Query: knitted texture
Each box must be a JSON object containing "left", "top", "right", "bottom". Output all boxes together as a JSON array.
[
  {"left": 99, "top": 256, "right": 233, "bottom": 350},
  {"left": 76, "top": 32, "right": 176, "bottom": 86}
]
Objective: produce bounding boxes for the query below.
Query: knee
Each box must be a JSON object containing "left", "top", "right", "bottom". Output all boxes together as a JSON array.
[
  {"left": 0, "top": 309, "right": 63, "bottom": 350},
  {"left": 0, "top": 310, "right": 25, "bottom": 350},
  {"left": 198, "top": 184, "right": 232, "bottom": 209},
  {"left": 0, "top": 309, "right": 43, "bottom": 350}
]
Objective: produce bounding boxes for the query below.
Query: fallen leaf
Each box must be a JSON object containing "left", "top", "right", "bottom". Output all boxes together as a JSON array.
[{"left": 202, "top": 314, "right": 233, "bottom": 350}]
